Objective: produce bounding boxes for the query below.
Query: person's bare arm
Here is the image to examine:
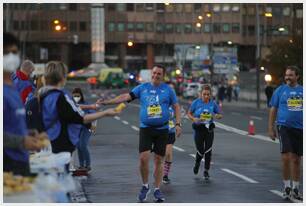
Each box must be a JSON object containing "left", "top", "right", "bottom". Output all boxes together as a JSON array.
[
  {"left": 268, "top": 107, "right": 278, "bottom": 140},
  {"left": 83, "top": 108, "right": 120, "bottom": 124},
  {"left": 173, "top": 103, "right": 182, "bottom": 137},
  {"left": 187, "top": 110, "right": 199, "bottom": 122},
  {"left": 97, "top": 93, "right": 132, "bottom": 105}
]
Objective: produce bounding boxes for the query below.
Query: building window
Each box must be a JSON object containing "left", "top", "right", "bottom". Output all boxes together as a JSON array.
[
  {"left": 248, "top": 6, "right": 255, "bottom": 15},
  {"left": 248, "top": 25, "right": 255, "bottom": 36},
  {"left": 203, "top": 23, "right": 211, "bottom": 33},
  {"left": 184, "top": 24, "right": 192, "bottom": 33},
  {"left": 232, "top": 23, "right": 240, "bottom": 33},
  {"left": 222, "top": 4, "right": 230, "bottom": 12},
  {"left": 296, "top": 9, "right": 302, "bottom": 18},
  {"left": 116, "top": 4, "right": 126, "bottom": 12},
  {"left": 145, "top": 3, "right": 154, "bottom": 11},
  {"left": 108, "top": 4, "right": 116, "bottom": 11},
  {"left": 156, "top": 3, "right": 165, "bottom": 12},
  {"left": 156, "top": 23, "right": 164, "bottom": 33},
  {"left": 194, "top": 25, "right": 201, "bottom": 33},
  {"left": 194, "top": 4, "right": 202, "bottom": 13},
  {"left": 59, "top": 4, "right": 68, "bottom": 10},
  {"left": 70, "top": 21, "right": 77, "bottom": 31},
  {"left": 175, "top": 24, "right": 182, "bottom": 33},
  {"left": 165, "top": 4, "right": 174, "bottom": 12},
  {"left": 266, "top": 6, "right": 272, "bottom": 13},
  {"left": 136, "top": 4, "right": 145, "bottom": 12},
  {"left": 213, "top": 23, "right": 221, "bottom": 33},
  {"left": 117, "top": 23, "right": 125, "bottom": 32},
  {"left": 69, "top": 4, "right": 77, "bottom": 11},
  {"left": 175, "top": 4, "right": 183, "bottom": 13},
  {"left": 146, "top": 23, "right": 154, "bottom": 32},
  {"left": 272, "top": 6, "right": 281, "bottom": 17},
  {"left": 136, "top": 22, "right": 144, "bottom": 32},
  {"left": 31, "top": 20, "right": 38, "bottom": 31},
  {"left": 20, "top": 21, "right": 26, "bottom": 30},
  {"left": 108, "top": 22, "right": 115, "bottom": 32},
  {"left": 242, "top": 25, "right": 247, "bottom": 36},
  {"left": 213, "top": 4, "right": 221, "bottom": 12},
  {"left": 184, "top": 4, "right": 193, "bottom": 13},
  {"left": 79, "top": 22, "right": 87, "bottom": 31},
  {"left": 165, "top": 23, "right": 174, "bottom": 33},
  {"left": 232, "top": 4, "right": 240, "bottom": 12},
  {"left": 127, "top": 23, "right": 134, "bottom": 31},
  {"left": 41, "top": 20, "right": 48, "bottom": 31},
  {"left": 222, "top": 23, "right": 230, "bottom": 33},
  {"left": 13, "top": 21, "right": 19, "bottom": 31},
  {"left": 79, "top": 4, "right": 88, "bottom": 10},
  {"left": 126, "top": 4, "right": 134, "bottom": 12},
  {"left": 283, "top": 7, "right": 290, "bottom": 16}
]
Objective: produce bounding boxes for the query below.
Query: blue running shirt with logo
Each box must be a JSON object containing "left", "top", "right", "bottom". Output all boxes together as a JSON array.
[
  {"left": 269, "top": 84, "right": 303, "bottom": 129},
  {"left": 131, "top": 82, "right": 177, "bottom": 129},
  {"left": 189, "top": 98, "right": 220, "bottom": 125}
]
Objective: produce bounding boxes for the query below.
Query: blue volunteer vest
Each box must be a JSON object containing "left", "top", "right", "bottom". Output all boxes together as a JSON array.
[{"left": 42, "top": 90, "right": 83, "bottom": 146}]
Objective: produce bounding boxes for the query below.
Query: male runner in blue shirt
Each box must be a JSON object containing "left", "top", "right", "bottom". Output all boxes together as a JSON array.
[
  {"left": 99, "top": 65, "right": 182, "bottom": 202},
  {"left": 268, "top": 66, "right": 303, "bottom": 201}
]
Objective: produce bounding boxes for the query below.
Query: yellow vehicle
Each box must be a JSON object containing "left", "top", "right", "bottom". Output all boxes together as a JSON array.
[{"left": 98, "top": 67, "right": 125, "bottom": 88}]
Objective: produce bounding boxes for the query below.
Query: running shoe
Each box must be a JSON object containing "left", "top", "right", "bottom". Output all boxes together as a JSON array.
[
  {"left": 193, "top": 161, "right": 200, "bottom": 175},
  {"left": 153, "top": 189, "right": 165, "bottom": 202},
  {"left": 282, "top": 187, "right": 291, "bottom": 200},
  {"left": 163, "top": 175, "right": 170, "bottom": 184},
  {"left": 291, "top": 188, "right": 303, "bottom": 201},
  {"left": 203, "top": 170, "right": 210, "bottom": 180},
  {"left": 138, "top": 185, "right": 150, "bottom": 202}
]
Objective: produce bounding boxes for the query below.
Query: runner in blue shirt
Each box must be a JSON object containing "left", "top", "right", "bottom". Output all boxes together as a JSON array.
[
  {"left": 188, "top": 84, "right": 222, "bottom": 180},
  {"left": 268, "top": 66, "right": 303, "bottom": 201},
  {"left": 99, "top": 65, "right": 182, "bottom": 203}
]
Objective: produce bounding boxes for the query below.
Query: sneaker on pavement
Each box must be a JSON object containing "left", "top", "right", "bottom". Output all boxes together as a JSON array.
[
  {"left": 138, "top": 185, "right": 150, "bottom": 202},
  {"left": 203, "top": 170, "right": 210, "bottom": 180},
  {"left": 282, "top": 187, "right": 291, "bottom": 200},
  {"left": 193, "top": 161, "right": 200, "bottom": 175},
  {"left": 291, "top": 188, "right": 303, "bottom": 201},
  {"left": 153, "top": 189, "right": 165, "bottom": 202},
  {"left": 163, "top": 175, "right": 170, "bottom": 184}
]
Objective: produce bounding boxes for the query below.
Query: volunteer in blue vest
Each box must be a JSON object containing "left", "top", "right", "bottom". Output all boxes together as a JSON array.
[
  {"left": 39, "top": 61, "right": 120, "bottom": 155},
  {"left": 11, "top": 59, "right": 36, "bottom": 104},
  {"left": 268, "top": 66, "right": 303, "bottom": 201},
  {"left": 187, "top": 84, "right": 222, "bottom": 180},
  {"left": 97, "top": 65, "right": 182, "bottom": 203},
  {"left": 3, "top": 32, "right": 47, "bottom": 176}
]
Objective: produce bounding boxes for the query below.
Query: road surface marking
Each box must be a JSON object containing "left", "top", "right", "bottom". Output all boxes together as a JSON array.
[
  {"left": 270, "top": 190, "right": 302, "bottom": 203},
  {"left": 221, "top": 168, "right": 258, "bottom": 183},
  {"left": 131, "top": 126, "right": 139, "bottom": 131},
  {"left": 231, "top": 112, "right": 241, "bottom": 115},
  {"left": 215, "top": 122, "right": 279, "bottom": 144},
  {"left": 250, "top": 116, "right": 263, "bottom": 120},
  {"left": 122, "top": 120, "right": 129, "bottom": 125},
  {"left": 114, "top": 116, "right": 120, "bottom": 120},
  {"left": 173, "top": 146, "right": 185, "bottom": 152}
]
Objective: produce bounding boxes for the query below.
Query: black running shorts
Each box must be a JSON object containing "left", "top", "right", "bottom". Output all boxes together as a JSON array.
[
  {"left": 139, "top": 128, "right": 168, "bottom": 156},
  {"left": 277, "top": 125, "right": 303, "bottom": 156},
  {"left": 167, "top": 132, "right": 176, "bottom": 145}
]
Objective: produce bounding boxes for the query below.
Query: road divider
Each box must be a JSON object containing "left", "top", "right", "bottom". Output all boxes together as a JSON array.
[{"left": 221, "top": 168, "right": 258, "bottom": 183}]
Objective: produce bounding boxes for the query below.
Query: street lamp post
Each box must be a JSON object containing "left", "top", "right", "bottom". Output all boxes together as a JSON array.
[{"left": 255, "top": 4, "right": 261, "bottom": 109}]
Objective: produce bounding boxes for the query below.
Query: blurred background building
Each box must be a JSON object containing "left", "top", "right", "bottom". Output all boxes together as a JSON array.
[{"left": 3, "top": 3, "right": 303, "bottom": 73}]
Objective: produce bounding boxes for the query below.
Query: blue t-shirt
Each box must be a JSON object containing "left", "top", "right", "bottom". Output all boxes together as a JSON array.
[
  {"left": 168, "top": 107, "right": 176, "bottom": 134},
  {"left": 4, "top": 84, "right": 29, "bottom": 163},
  {"left": 189, "top": 98, "right": 220, "bottom": 124},
  {"left": 131, "top": 82, "right": 178, "bottom": 129},
  {"left": 269, "top": 84, "right": 303, "bottom": 129}
]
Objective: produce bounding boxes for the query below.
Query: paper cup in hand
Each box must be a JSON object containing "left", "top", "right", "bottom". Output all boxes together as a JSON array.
[{"left": 115, "top": 103, "right": 126, "bottom": 112}]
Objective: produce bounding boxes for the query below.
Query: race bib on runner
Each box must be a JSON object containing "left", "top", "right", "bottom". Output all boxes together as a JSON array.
[
  {"left": 147, "top": 105, "right": 162, "bottom": 118},
  {"left": 169, "top": 120, "right": 175, "bottom": 129},
  {"left": 287, "top": 97, "right": 303, "bottom": 111},
  {"left": 200, "top": 112, "right": 212, "bottom": 122}
]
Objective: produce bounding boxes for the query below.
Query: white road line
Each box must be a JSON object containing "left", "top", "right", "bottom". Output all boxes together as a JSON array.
[
  {"left": 114, "top": 116, "right": 120, "bottom": 120},
  {"left": 215, "top": 122, "right": 279, "bottom": 144},
  {"left": 250, "top": 116, "right": 263, "bottom": 120},
  {"left": 269, "top": 190, "right": 302, "bottom": 203},
  {"left": 231, "top": 112, "right": 241, "bottom": 115},
  {"left": 173, "top": 146, "right": 185, "bottom": 152},
  {"left": 131, "top": 126, "right": 139, "bottom": 131},
  {"left": 221, "top": 168, "right": 258, "bottom": 183},
  {"left": 122, "top": 120, "right": 129, "bottom": 125}
]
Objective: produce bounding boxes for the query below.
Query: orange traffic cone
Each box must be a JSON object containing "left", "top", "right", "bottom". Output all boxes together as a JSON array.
[{"left": 248, "top": 120, "right": 255, "bottom": 135}]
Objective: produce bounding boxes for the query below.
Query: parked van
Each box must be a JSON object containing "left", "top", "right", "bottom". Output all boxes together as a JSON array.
[{"left": 98, "top": 68, "right": 125, "bottom": 88}]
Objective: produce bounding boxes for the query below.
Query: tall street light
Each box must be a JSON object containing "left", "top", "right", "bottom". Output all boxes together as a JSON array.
[
  {"left": 255, "top": 4, "right": 261, "bottom": 109},
  {"left": 206, "top": 12, "right": 214, "bottom": 84}
]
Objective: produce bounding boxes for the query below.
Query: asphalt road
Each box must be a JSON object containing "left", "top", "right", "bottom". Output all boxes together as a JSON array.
[{"left": 66, "top": 83, "right": 303, "bottom": 203}]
